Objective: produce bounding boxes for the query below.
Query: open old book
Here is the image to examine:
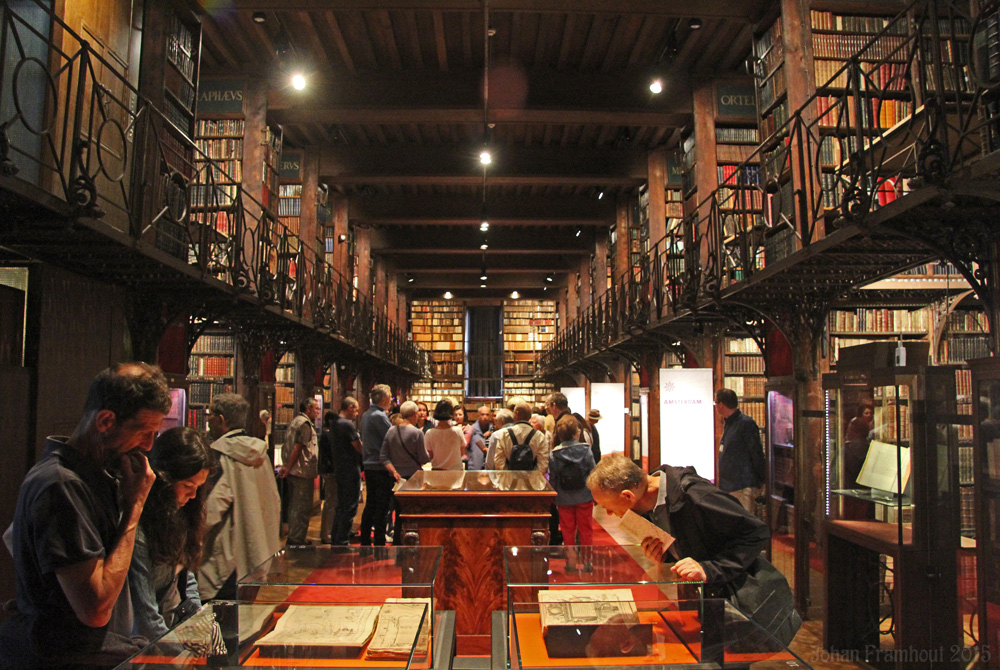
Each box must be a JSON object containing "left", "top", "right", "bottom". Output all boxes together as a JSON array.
[
  {"left": 366, "top": 598, "right": 433, "bottom": 661},
  {"left": 255, "top": 605, "right": 380, "bottom": 658},
  {"left": 537, "top": 589, "right": 651, "bottom": 658}
]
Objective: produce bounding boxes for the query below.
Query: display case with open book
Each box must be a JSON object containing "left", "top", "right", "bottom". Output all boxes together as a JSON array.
[
  {"left": 113, "top": 546, "right": 453, "bottom": 669},
  {"left": 822, "top": 341, "right": 975, "bottom": 669},
  {"left": 499, "top": 545, "right": 809, "bottom": 669}
]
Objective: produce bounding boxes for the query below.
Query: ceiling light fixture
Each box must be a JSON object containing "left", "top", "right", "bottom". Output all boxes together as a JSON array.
[
  {"left": 480, "top": 221, "right": 489, "bottom": 232},
  {"left": 575, "top": 228, "right": 582, "bottom": 237},
  {"left": 291, "top": 73, "right": 306, "bottom": 90},
  {"left": 444, "top": 291, "right": 453, "bottom": 300},
  {"left": 545, "top": 273, "right": 554, "bottom": 283},
  {"left": 689, "top": 17, "right": 703, "bottom": 29},
  {"left": 510, "top": 290, "right": 520, "bottom": 299},
  {"left": 252, "top": 11, "right": 266, "bottom": 23},
  {"left": 480, "top": 149, "right": 492, "bottom": 165},
  {"left": 481, "top": 283, "right": 487, "bottom": 288},
  {"left": 480, "top": 272, "right": 488, "bottom": 281},
  {"left": 480, "top": 243, "right": 488, "bottom": 250},
  {"left": 407, "top": 275, "right": 415, "bottom": 283},
  {"left": 649, "top": 77, "right": 664, "bottom": 94}
]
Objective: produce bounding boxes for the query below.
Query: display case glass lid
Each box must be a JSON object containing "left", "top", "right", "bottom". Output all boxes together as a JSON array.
[
  {"left": 239, "top": 545, "right": 442, "bottom": 588},
  {"left": 115, "top": 601, "right": 450, "bottom": 669},
  {"left": 504, "top": 545, "right": 702, "bottom": 588},
  {"left": 505, "top": 596, "right": 811, "bottom": 669},
  {"left": 397, "top": 469, "right": 553, "bottom": 493}
]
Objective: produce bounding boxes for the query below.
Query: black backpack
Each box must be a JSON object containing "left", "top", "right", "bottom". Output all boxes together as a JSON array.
[
  {"left": 507, "top": 424, "right": 537, "bottom": 471},
  {"left": 556, "top": 450, "right": 588, "bottom": 491}
]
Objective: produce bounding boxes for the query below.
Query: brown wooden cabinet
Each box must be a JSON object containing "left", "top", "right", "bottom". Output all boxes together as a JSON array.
[{"left": 395, "top": 470, "right": 555, "bottom": 655}]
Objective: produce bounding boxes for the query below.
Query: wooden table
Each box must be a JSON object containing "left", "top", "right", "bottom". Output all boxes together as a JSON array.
[{"left": 396, "top": 470, "right": 556, "bottom": 655}]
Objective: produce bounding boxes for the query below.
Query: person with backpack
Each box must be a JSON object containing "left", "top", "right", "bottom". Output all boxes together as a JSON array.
[
  {"left": 493, "top": 400, "right": 550, "bottom": 473},
  {"left": 548, "top": 414, "right": 597, "bottom": 559}
]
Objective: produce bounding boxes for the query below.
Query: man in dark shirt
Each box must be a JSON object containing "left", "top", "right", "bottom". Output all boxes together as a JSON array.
[
  {"left": 330, "top": 397, "right": 363, "bottom": 545},
  {"left": 715, "top": 388, "right": 766, "bottom": 514},
  {"left": 0, "top": 363, "right": 171, "bottom": 669},
  {"left": 360, "top": 384, "right": 394, "bottom": 546}
]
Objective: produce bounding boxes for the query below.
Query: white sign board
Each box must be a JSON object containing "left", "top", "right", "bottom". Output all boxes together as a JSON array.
[
  {"left": 658, "top": 368, "right": 715, "bottom": 480},
  {"left": 561, "top": 387, "right": 586, "bottom": 416},
  {"left": 590, "top": 383, "right": 625, "bottom": 456}
]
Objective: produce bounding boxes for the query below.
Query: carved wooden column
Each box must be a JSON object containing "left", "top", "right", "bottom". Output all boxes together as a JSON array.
[
  {"left": 578, "top": 254, "right": 592, "bottom": 316},
  {"left": 594, "top": 229, "right": 609, "bottom": 300},
  {"left": 647, "top": 149, "right": 667, "bottom": 248},
  {"left": 613, "top": 196, "right": 630, "bottom": 285}
]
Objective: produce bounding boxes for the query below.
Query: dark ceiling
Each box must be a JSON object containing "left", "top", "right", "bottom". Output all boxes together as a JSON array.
[{"left": 198, "top": 0, "right": 771, "bottom": 299}]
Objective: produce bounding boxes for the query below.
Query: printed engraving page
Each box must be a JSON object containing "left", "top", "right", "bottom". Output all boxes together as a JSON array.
[
  {"left": 255, "top": 604, "right": 380, "bottom": 650},
  {"left": 538, "top": 589, "right": 638, "bottom": 632},
  {"left": 618, "top": 510, "right": 675, "bottom": 549},
  {"left": 366, "top": 598, "right": 431, "bottom": 660}
]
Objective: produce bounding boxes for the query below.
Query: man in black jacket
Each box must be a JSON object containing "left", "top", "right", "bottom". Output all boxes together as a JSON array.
[
  {"left": 715, "top": 388, "right": 766, "bottom": 514},
  {"left": 586, "top": 454, "right": 800, "bottom": 648}
]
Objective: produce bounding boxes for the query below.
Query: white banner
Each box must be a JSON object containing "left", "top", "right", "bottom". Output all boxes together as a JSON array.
[
  {"left": 560, "top": 387, "right": 586, "bottom": 416},
  {"left": 590, "top": 383, "right": 625, "bottom": 456},
  {"left": 658, "top": 368, "right": 715, "bottom": 480}
]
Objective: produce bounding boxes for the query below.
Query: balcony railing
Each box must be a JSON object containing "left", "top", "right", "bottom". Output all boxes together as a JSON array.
[
  {"left": 541, "top": 0, "right": 999, "bottom": 374},
  {"left": 0, "top": 1, "right": 427, "bottom": 376}
]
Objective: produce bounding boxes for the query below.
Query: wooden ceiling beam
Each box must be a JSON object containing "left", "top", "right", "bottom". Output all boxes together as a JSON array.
[
  {"left": 319, "top": 145, "right": 649, "bottom": 182},
  {"left": 350, "top": 193, "right": 617, "bottom": 224},
  {"left": 267, "top": 69, "right": 692, "bottom": 114},
  {"left": 226, "top": 1, "right": 765, "bottom": 20}
]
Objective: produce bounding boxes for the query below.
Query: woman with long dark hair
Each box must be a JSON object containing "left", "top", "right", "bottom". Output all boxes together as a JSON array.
[{"left": 128, "top": 427, "right": 216, "bottom": 639}]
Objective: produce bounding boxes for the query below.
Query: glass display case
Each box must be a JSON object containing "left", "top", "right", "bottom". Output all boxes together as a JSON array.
[
  {"left": 765, "top": 377, "right": 796, "bottom": 534},
  {"left": 971, "top": 356, "right": 1000, "bottom": 669},
  {"left": 822, "top": 342, "right": 974, "bottom": 669},
  {"left": 115, "top": 546, "right": 451, "bottom": 668},
  {"left": 498, "top": 545, "right": 810, "bottom": 669}
]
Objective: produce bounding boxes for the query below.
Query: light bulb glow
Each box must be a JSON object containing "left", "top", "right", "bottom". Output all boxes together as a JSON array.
[
  {"left": 480, "top": 150, "right": 492, "bottom": 165},
  {"left": 480, "top": 222, "right": 489, "bottom": 231},
  {"left": 510, "top": 291, "right": 520, "bottom": 299},
  {"left": 291, "top": 74, "right": 307, "bottom": 90},
  {"left": 443, "top": 291, "right": 453, "bottom": 299},
  {"left": 649, "top": 78, "right": 663, "bottom": 94},
  {"left": 480, "top": 243, "right": 488, "bottom": 250}
]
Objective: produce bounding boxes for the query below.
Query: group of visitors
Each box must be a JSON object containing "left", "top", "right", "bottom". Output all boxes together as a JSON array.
[
  {"left": 0, "top": 364, "right": 796, "bottom": 669},
  {"left": 0, "top": 364, "right": 281, "bottom": 668}
]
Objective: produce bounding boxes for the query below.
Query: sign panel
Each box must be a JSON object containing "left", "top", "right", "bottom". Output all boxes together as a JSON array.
[
  {"left": 279, "top": 151, "right": 302, "bottom": 180},
  {"left": 560, "top": 387, "right": 586, "bottom": 418},
  {"left": 658, "top": 368, "right": 715, "bottom": 480},
  {"left": 198, "top": 78, "right": 245, "bottom": 115},
  {"left": 590, "top": 383, "right": 625, "bottom": 456},
  {"left": 716, "top": 83, "right": 757, "bottom": 119}
]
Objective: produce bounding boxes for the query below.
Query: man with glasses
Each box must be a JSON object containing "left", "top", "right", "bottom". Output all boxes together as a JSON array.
[{"left": 0, "top": 363, "right": 171, "bottom": 669}]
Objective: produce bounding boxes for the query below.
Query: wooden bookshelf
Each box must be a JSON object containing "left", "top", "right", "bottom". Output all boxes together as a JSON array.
[
  {"left": 723, "top": 337, "right": 766, "bottom": 428},
  {"left": 149, "top": 5, "right": 200, "bottom": 261},
  {"left": 502, "top": 299, "right": 556, "bottom": 378},
  {"left": 273, "top": 351, "right": 296, "bottom": 444},
  {"left": 278, "top": 183, "right": 302, "bottom": 237},
  {"left": 186, "top": 329, "right": 235, "bottom": 431},
  {"left": 503, "top": 380, "right": 554, "bottom": 408},
  {"left": 411, "top": 298, "right": 466, "bottom": 409},
  {"left": 163, "top": 11, "right": 199, "bottom": 143}
]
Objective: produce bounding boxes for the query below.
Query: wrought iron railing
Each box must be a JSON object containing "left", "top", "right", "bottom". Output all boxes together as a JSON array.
[
  {"left": 540, "top": 0, "right": 999, "bottom": 374},
  {"left": 0, "top": 1, "right": 427, "bottom": 375}
]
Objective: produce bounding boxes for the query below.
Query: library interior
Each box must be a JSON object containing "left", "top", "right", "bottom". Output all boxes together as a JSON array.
[{"left": 1, "top": 0, "right": 999, "bottom": 668}]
